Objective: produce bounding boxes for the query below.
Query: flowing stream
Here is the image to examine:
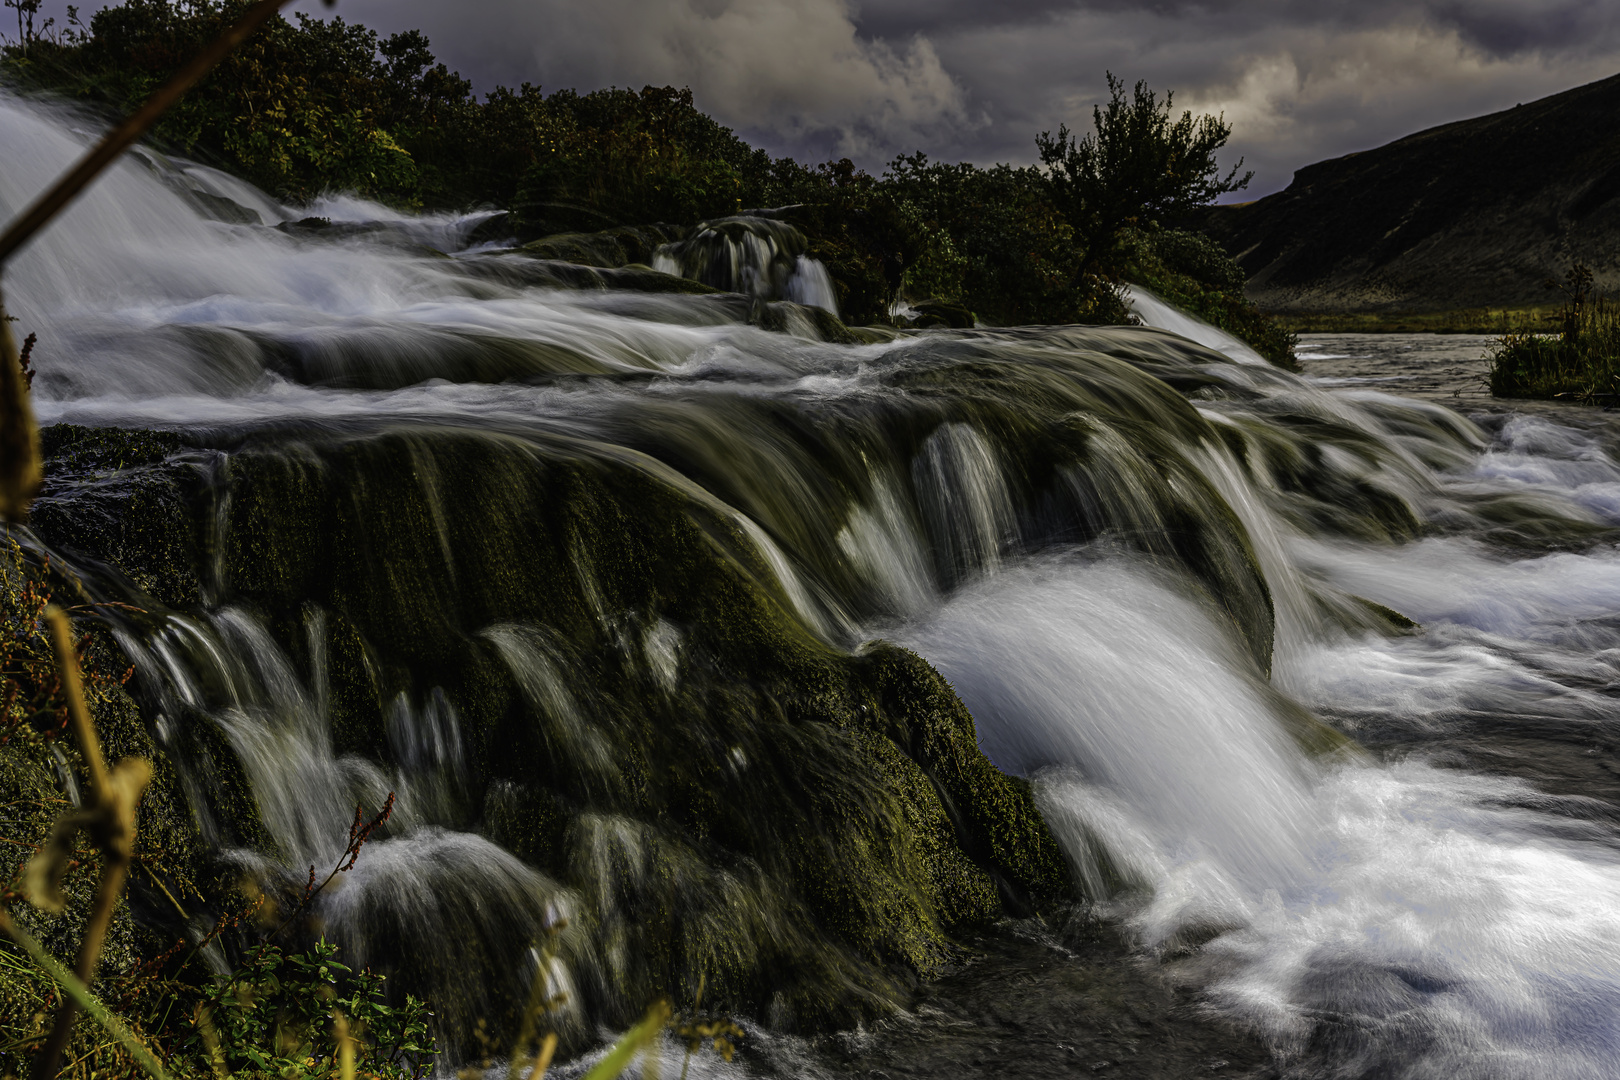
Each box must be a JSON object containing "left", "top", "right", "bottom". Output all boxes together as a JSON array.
[{"left": 7, "top": 91, "right": 1620, "bottom": 1078}]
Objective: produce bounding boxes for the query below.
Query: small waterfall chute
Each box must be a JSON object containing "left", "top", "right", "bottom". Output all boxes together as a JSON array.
[
  {"left": 653, "top": 215, "right": 840, "bottom": 316},
  {"left": 1123, "top": 283, "right": 1268, "bottom": 366}
]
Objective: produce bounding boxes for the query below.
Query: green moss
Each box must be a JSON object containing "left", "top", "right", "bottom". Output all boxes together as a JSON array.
[
  {"left": 749, "top": 300, "right": 862, "bottom": 343},
  {"left": 29, "top": 425, "right": 205, "bottom": 608},
  {"left": 204, "top": 428, "right": 1073, "bottom": 1030},
  {"left": 320, "top": 609, "right": 389, "bottom": 760},
  {"left": 906, "top": 300, "right": 975, "bottom": 329},
  {"left": 1350, "top": 596, "right": 1419, "bottom": 632},
  {"left": 855, "top": 644, "right": 1071, "bottom": 911},
  {"left": 519, "top": 225, "right": 685, "bottom": 267}
]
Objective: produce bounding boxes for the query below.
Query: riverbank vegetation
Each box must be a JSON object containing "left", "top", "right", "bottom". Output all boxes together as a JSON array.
[
  {"left": 1488, "top": 264, "right": 1620, "bottom": 402},
  {"left": 0, "top": 0, "right": 1291, "bottom": 361},
  {"left": 1272, "top": 308, "right": 1557, "bottom": 335}
]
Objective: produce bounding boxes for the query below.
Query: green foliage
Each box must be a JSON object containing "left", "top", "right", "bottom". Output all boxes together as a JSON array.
[
  {"left": 184, "top": 941, "right": 435, "bottom": 1080},
  {"left": 510, "top": 85, "right": 773, "bottom": 237},
  {"left": 766, "top": 161, "right": 922, "bottom": 325},
  {"left": 885, "top": 153, "right": 1129, "bottom": 326},
  {"left": 82, "top": 2, "right": 418, "bottom": 200},
  {"left": 1038, "top": 72, "right": 1252, "bottom": 274},
  {"left": 1489, "top": 263, "right": 1620, "bottom": 401}
]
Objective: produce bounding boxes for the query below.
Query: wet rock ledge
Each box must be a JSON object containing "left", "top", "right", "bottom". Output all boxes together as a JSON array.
[{"left": 20, "top": 422, "right": 1073, "bottom": 1038}]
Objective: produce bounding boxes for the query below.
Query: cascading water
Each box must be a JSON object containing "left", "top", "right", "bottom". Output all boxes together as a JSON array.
[
  {"left": 653, "top": 215, "right": 840, "bottom": 316},
  {"left": 11, "top": 87, "right": 1620, "bottom": 1077},
  {"left": 1121, "top": 283, "right": 1269, "bottom": 367}
]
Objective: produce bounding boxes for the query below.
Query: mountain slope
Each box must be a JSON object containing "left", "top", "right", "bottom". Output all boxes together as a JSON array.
[{"left": 1199, "top": 72, "right": 1620, "bottom": 313}]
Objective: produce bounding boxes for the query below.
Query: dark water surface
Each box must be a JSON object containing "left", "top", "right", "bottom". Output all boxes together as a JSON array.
[{"left": 1296, "top": 333, "right": 1497, "bottom": 406}]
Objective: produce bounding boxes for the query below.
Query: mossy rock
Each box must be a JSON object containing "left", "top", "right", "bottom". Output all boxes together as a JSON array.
[
  {"left": 519, "top": 224, "right": 686, "bottom": 268},
  {"left": 28, "top": 424, "right": 207, "bottom": 609},
  {"left": 500, "top": 255, "right": 721, "bottom": 296},
  {"left": 208, "top": 427, "right": 1075, "bottom": 1030},
  {"left": 750, "top": 299, "right": 862, "bottom": 343},
  {"left": 907, "top": 300, "right": 975, "bottom": 329}
]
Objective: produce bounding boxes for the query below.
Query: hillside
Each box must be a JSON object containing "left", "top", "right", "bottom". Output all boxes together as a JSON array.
[{"left": 1199, "top": 72, "right": 1620, "bottom": 313}]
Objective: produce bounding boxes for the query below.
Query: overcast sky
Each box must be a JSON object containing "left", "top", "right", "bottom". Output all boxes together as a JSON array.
[{"left": 26, "top": 0, "right": 1620, "bottom": 199}]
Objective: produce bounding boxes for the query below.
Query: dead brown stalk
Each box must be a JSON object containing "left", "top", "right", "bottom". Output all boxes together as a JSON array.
[{"left": 23, "top": 606, "right": 152, "bottom": 1080}]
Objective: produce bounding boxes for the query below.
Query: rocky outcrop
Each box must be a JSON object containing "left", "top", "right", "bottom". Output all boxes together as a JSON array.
[
  {"left": 20, "top": 423, "right": 1072, "bottom": 1038},
  {"left": 1198, "top": 72, "right": 1620, "bottom": 313}
]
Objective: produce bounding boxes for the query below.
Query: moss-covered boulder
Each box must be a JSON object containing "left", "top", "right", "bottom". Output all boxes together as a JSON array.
[
  {"left": 519, "top": 224, "right": 685, "bottom": 268},
  {"left": 212, "top": 427, "right": 1067, "bottom": 1028},
  {"left": 27, "top": 425, "right": 206, "bottom": 609},
  {"left": 19, "top": 422, "right": 1075, "bottom": 1043}
]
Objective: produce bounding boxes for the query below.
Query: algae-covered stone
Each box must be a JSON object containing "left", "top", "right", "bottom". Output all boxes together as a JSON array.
[
  {"left": 28, "top": 424, "right": 207, "bottom": 608},
  {"left": 207, "top": 427, "right": 1075, "bottom": 1030},
  {"left": 519, "top": 224, "right": 685, "bottom": 268},
  {"left": 906, "top": 300, "right": 975, "bottom": 330}
]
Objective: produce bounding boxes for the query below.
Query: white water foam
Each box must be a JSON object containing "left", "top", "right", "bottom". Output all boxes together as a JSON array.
[
  {"left": 900, "top": 547, "right": 1620, "bottom": 1077},
  {"left": 1123, "top": 284, "right": 1267, "bottom": 366},
  {"left": 900, "top": 555, "right": 1322, "bottom": 926}
]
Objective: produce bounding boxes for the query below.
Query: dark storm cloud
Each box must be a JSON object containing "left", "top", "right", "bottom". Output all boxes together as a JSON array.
[{"left": 29, "top": 0, "right": 1620, "bottom": 196}]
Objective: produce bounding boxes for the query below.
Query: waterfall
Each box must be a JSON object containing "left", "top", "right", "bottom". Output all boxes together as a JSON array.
[
  {"left": 652, "top": 215, "right": 840, "bottom": 316},
  {"left": 1123, "top": 283, "right": 1268, "bottom": 365},
  {"left": 11, "top": 88, "right": 1620, "bottom": 1078}
]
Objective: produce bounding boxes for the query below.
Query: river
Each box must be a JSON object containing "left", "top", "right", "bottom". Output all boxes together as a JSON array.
[{"left": 6, "top": 88, "right": 1620, "bottom": 1079}]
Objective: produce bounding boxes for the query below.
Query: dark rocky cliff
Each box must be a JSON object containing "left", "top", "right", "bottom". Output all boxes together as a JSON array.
[{"left": 1198, "top": 72, "right": 1620, "bottom": 313}]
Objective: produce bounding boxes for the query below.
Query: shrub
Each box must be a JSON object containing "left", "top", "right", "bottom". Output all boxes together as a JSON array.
[
  {"left": 182, "top": 940, "right": 435, "bottom": 1080},
  {"left": 1489, "top": 265, "right": 1620, "bottom": 401},
  {"left": 1038, "top": 72, "right": 1252, "bottom": 275}
]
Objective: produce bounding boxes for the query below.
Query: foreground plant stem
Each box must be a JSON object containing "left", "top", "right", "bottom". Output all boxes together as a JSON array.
[
  {"left": 0, "top": 908, "right": 171, "bottom": 1080},
  {"left": 0, "top": 0, "right": 326, "bottom": 267},
  {"left": 0, "top": 290, "right": 41, "bottom": 522},
  {"left": 28, "top": 607, "right": 153, "bottom": 1080}
]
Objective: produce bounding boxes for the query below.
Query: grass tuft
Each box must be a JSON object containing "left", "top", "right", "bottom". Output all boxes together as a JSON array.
[{"left": 1488, "top": 264, "right": 1620, "bottom": 403}]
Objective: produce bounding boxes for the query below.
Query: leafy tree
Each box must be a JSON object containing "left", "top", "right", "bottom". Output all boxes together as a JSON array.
[
  {"left": 886, "top": 154, "right": 1127, "bottom": 325},
  {"left": 511, "top": 86, "right": 771, "bottom": 236},
  {"left": 1038, "top": 72, "right": 1252, "bottom": 275}
]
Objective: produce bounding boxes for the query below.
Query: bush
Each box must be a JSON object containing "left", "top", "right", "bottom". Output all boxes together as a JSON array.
[
  {"left": 885, "top": 154, "right": 1129, "bottom": 326},
  {"left": 510, "top": 86, "right": 773, "bottom": 238},
  {"left": 1038, "top": 72, "right": 1252, "bottom": 275},
  {"left": 182, "top": 940, "right": 435, "bottom": 1080},
  {"left": 1489, "top": 264, "right": 1620, "bottom": 401}
]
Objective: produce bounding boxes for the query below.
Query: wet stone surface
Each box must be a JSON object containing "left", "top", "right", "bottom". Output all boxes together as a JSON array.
[{"left": 750, "top": 917, "right": 1274, "bottom": 1080}]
